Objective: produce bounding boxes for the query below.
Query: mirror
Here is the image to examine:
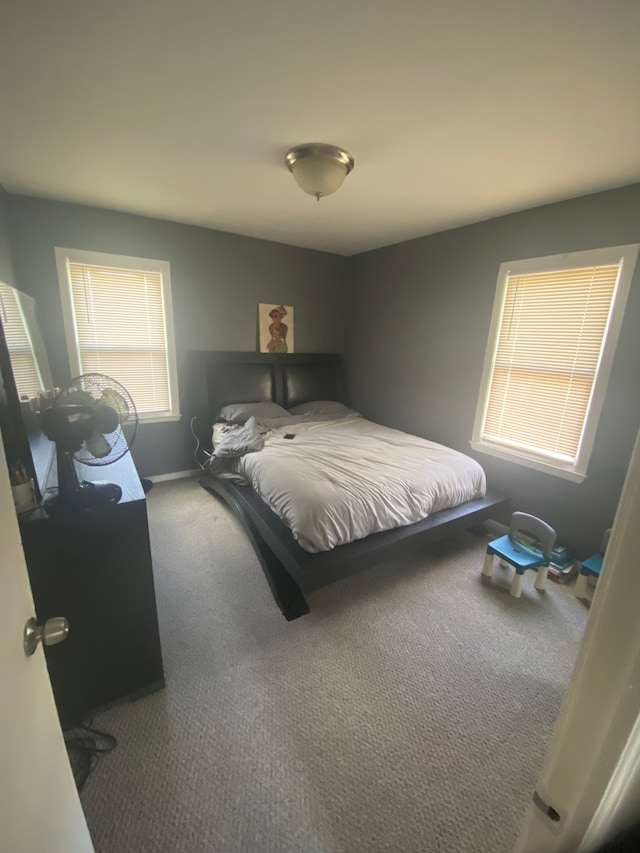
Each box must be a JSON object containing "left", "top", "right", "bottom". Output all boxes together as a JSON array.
[{"left": 0, "top": 281, "right": 55, "bottom": 495}]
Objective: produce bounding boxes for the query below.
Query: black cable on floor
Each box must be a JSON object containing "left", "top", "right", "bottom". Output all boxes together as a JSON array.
[{"left": 64, "top": 724, "right": 117, "bottom": 792}]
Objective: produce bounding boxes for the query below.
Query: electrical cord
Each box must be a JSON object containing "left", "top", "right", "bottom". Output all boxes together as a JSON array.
[
  {"left": 190, "top": 415, "right": 212, "bottom": 470},
  {"left": 64, "top": 723, "right": 117, "bottom": 792}
]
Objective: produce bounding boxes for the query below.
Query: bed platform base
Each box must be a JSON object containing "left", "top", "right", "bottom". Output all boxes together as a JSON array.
[{"left": 200, "top": 475, "right": 509, "bottom": 621}]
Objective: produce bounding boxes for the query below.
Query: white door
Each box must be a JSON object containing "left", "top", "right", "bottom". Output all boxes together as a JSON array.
[
  {"left": 515, "top": 427, "right": 640, "bottom": 853},
  {"left": 0, "top": 433, "right": 93, "bottom": 853}
]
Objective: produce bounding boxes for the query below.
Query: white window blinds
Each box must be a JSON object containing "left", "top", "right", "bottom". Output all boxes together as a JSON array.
[
  {"left": 481, "top": 263, "right": 621, "bottom": 464},
  {"left": 62, "top": 256, "right": 177, "bottom": 418},
  {"left": 0, "top": 282, "right": 42, "bottom": 399}
]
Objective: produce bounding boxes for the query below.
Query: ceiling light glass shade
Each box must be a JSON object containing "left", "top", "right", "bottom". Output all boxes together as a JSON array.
[
  {"left": 291, "top": 157, "right": 347, "bottom": 198},
  {"left": 285, "top": 143, "right": 355, "bottom": 200}
]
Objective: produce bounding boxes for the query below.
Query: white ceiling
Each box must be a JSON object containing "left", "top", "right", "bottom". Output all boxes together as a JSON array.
[{"left": 2, "top": 1, "right": 640, "bottom": 256}]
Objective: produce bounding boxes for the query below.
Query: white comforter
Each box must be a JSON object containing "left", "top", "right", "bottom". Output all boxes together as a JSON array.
[{"left": 233, "top": 416, "right": 486, "bottom": 553}]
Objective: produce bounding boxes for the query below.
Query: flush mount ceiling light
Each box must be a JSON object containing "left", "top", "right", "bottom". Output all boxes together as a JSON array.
[{"left": 285, "top": 143, "right": 355, "bottom": 201}]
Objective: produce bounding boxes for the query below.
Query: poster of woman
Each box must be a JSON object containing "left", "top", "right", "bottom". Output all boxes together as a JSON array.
[{"left": 258, "top": 304, "right": 294, "bottom": 353}]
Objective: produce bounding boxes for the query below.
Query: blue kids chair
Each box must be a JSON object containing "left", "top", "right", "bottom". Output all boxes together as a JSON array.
[
  {"left": 482, "top": 512, "right": 557, "bottom": 598},
  {"left": 575, "top": 528, "right": 611, "bottom": 601}
]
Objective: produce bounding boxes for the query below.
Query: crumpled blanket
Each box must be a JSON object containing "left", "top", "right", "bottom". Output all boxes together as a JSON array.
[{"left": 206, "top": 416, "right": 265, "bottom": 477}]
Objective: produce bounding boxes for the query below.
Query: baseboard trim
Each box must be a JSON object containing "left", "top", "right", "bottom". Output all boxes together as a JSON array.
[{"left": 148, "top": 469, "right": 201, "bottom": 484}]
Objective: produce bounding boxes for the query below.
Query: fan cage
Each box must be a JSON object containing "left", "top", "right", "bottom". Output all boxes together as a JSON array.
[{"left": 58, "top": 373, "right": 138, "bottom": 466}]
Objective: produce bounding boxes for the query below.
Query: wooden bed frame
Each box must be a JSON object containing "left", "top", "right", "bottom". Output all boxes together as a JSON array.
[{"left": 186, "top": 351, "right": 509, "bottom": 620}]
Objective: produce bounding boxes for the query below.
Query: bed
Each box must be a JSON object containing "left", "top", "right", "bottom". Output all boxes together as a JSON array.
[{"left": 187, "top": 351, "right": 509, "bottom": 620}]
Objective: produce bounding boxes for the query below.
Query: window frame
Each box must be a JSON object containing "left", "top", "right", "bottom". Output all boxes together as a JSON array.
[
  {"left": 471, "top": 244, "right": 639, "bottom": 483},
  {"left": 55, "top": 247, "right": 181, "bottom": 424}
]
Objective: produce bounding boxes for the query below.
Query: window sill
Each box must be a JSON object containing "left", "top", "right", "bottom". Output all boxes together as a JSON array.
[
  {"left": 138, "top": 413, "right": 182, "bottom": 425},
  {"left": 469, "top": 441, "right": 587, "bottom": 483}
]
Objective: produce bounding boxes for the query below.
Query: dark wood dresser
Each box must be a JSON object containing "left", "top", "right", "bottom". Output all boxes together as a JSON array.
[{"left": 19, "top": 452, "right": 165, "bottom": 730}]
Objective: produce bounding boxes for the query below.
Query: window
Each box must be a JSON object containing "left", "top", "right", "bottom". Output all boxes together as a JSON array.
[
  {"left": 471, "top": 244, "right": 639, "bottom": 482},
  {"left": 55, "top": 249, "right": 180, "bottom": 422}
]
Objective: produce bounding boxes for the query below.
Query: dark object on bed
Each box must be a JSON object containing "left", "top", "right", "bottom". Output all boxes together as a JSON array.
[{"left": 186, "top": 351, "right": 509, "bottom": 621}]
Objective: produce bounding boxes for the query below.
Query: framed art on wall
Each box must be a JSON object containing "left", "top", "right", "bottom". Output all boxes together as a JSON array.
[{"left": 258, "top": 304, "right": 294, "bottom": 353}]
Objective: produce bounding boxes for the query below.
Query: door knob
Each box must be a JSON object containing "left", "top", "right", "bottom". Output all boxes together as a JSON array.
[{"left": 23, "top": 616, "right": 69, "bottom": 657}]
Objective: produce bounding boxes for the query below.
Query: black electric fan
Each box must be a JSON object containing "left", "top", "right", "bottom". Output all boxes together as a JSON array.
[{"left": 41, "top": 373, "right": 138, "bottom": 514}]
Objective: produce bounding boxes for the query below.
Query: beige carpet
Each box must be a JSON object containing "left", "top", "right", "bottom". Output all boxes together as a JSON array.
[{"left": 80, "top": 478, "right": 587, "bottom": 853}]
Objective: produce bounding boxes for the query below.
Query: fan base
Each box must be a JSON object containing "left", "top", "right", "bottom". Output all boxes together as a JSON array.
[{"left": 44, "top": 480, "right": 123, "bottom": 516}]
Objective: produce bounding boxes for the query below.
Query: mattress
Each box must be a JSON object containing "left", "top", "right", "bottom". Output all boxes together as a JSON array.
[{"left": 232, "top": 416, "right": 486, "bottom": 553}]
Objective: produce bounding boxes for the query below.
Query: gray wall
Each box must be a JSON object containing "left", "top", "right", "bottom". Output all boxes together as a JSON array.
[
  {"left": 0, "top": 188, "right": 17, "bottom": 287},
  {"left": 6, "top": 195, "right": 350, "bottom": 476},
  {"left": 345, "top": 184, "right": 640, "bottom": 557}
]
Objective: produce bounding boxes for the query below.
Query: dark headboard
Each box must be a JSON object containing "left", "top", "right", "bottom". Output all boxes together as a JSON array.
[{"left": 184, "top": 352, "right": 343, "bottom": 448}]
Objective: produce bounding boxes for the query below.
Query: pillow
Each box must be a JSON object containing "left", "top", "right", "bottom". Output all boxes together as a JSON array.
[
  {"left": 218, "top": 401, "right": 289, "bottom": 425},
  {"left": 287, "top": 400, "right": 359, "bottom": 418}
]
